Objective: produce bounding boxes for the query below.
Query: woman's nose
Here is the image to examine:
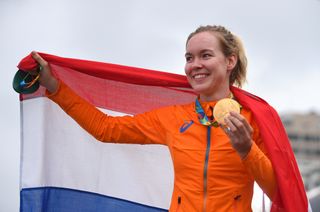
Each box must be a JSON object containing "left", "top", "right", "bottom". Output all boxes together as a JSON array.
[
  {"left": 190, "top": 58, "right": 203, "bottom": 70},
  {"left": 185, "top": 57, "right": 203, "bottom": 73}
]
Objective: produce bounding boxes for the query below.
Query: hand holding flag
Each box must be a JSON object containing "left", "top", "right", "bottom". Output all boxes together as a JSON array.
[{"left": 31, "top": 51, "right": 58, "bottom": 93}]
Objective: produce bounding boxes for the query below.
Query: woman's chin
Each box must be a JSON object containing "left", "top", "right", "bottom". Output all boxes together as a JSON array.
[{"left": 191, "top": 86, "right": 210, "bottom": 95}]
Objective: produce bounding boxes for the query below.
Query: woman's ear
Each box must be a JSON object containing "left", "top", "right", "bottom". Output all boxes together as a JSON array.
[{"left": 226, "top": 54, "right": 237, "bottom": 71}]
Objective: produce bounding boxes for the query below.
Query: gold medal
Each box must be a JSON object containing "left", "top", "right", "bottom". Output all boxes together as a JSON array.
[{"left": 213, "top": 98, "right": 241, "bottom": 125}]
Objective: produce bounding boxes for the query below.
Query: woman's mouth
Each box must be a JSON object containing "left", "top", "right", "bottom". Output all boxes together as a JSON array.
[{"left": 193, "top": 73, "right": 208, "bottom": 79}]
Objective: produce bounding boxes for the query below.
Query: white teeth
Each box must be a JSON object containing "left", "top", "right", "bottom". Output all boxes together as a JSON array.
[{"left": 194, "top": 74, "right": 207, "bottom": 79}]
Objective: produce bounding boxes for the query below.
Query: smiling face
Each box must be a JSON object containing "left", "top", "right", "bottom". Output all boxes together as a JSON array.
[{"left": 185, "top": 31, "right": 236, "bottom": 101}]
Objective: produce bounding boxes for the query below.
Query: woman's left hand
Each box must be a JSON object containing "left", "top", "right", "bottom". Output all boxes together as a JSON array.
[{"left": 222, "top": 111, "right": 253, "bottom": 159}]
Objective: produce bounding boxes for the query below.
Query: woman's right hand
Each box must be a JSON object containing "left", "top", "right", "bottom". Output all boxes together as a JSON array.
[{"left": 31, "top": 51, "right": 58, "bottom": 93}]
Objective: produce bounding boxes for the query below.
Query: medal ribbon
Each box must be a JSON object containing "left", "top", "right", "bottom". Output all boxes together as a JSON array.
[
  {"left": 195, "top": 93, "right": 240, "bottom": 128},
  {"left": 195, "top": 98, "right": 219, "bottom": 127}
]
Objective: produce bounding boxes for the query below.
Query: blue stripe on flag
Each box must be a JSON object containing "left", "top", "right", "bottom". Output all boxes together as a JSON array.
[{"left": 20, "top": 187, "right": 168, "bottom": 212}]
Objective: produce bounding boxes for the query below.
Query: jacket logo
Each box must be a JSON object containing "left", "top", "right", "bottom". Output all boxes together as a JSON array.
[{"left": 179, "top": 120, "right": 194, "bottom": 133}]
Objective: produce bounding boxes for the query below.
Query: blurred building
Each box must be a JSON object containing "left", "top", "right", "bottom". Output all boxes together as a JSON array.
[{"left": 281, "top": 111, "right": 320, "bottom": 191}]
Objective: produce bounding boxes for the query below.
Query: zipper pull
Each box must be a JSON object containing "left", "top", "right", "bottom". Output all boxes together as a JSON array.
[
  {"left": 234, "top": 195, "right": 241, "bottom": 201},
  {"left": 176, "top": 196, "right": 181, "bottom": 212},
  {"left": 233, "top": 195, "right": 241, "bottom": 212}
]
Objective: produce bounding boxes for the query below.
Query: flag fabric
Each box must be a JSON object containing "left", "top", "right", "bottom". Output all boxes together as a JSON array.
[
  {"left": 18, "top": 53, "right": 194, "bottom": 212},
  {"left": 18, "top": 53, "right": 308, "bottom": 211}
]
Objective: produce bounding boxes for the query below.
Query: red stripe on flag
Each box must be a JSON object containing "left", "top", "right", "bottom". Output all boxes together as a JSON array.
[
  {"left": 18, "top": 52, "right": 191, "bottom": 87},
  {"left": 18, "top": 53, "right": 196, "bottom": 114}
]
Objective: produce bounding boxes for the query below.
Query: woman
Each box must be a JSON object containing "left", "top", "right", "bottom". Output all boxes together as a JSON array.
[{"left": 30, "top": 25, "right": 305, "bottom": 211}]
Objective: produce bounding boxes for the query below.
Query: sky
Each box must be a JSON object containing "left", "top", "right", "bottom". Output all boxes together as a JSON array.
[{"left": 1, "top": 0, "right": 320, "bottom": 210}]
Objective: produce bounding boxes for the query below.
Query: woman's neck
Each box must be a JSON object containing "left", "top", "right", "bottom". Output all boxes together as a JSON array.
[{"left": 199, "top": 88, "right": 231, "bottom": 102}]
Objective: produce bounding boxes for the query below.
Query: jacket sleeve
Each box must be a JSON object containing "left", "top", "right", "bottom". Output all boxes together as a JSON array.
[
  {"left": 47, "top": 81, "right": 167, "bottom": 145},
  {"left": 241, "top": 119, "right": 277, "bottom": 200}
]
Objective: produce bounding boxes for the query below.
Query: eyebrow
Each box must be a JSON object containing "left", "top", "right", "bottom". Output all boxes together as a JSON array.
[
  {"left": 185, "top": 52, "right": 192, "bottom": 57},
  {"left": 200, "top": 49, "right": 214, "bottom": 53},
  {"left": 185, "top": 49, "right": 214, "bottom": 57}
]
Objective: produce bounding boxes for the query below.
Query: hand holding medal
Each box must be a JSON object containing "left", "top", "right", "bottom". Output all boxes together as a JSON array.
[{"left": 214, "top": 98, "right": 253, "bottom": 159}]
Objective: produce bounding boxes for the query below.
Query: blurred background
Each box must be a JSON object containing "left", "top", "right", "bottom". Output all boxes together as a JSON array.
[{"left": 1, "top": 0, "right": 319, "bottom": 211}]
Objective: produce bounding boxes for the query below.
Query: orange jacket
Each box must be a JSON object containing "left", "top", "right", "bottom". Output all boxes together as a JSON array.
[{"left": 48, "top": 81, "right": 276, "bottom": 212}]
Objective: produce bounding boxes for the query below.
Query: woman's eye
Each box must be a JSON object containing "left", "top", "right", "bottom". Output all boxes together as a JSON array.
[
  {"left": 185, "top": 56, "right": 192, "bottom": 62},
  {"left": 202, "top": 53, "right": 212, "bottom": 59}
]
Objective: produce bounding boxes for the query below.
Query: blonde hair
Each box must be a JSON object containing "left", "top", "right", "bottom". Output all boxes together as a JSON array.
[{"left": 186, "top": 25, "right": 247, "bottom": 87}]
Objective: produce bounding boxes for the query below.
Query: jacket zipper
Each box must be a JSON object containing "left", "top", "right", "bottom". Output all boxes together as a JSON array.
[{"left": 203, "top": 126, "right": 211, "bottom": 212}]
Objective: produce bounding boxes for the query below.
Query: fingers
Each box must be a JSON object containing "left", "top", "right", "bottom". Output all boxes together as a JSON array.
[
  {"left": 221, "top": 124, "right": 232, "bottom": 136},
  {"left": 231, "top": 111, "right": 253, "bottom": 133},
  {"left": 225, "top": 112, "right": 253, "bottom": 135},
  {"left": 222, "top": 112, "right": 253, "bottom": 145},
  {"left": 30, "top": 51, "right": 58, "bottom": 93},
  {"left": 223, "top": 112, "right": 253, "bottom": 158},
  {"left": 31, "top": 51, "right": 48, "bottom": 68}
]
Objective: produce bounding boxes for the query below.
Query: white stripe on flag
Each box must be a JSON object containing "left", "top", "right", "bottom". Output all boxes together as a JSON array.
[{"left": 20, "top": 97, "right": 173, "bottom": 209}]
